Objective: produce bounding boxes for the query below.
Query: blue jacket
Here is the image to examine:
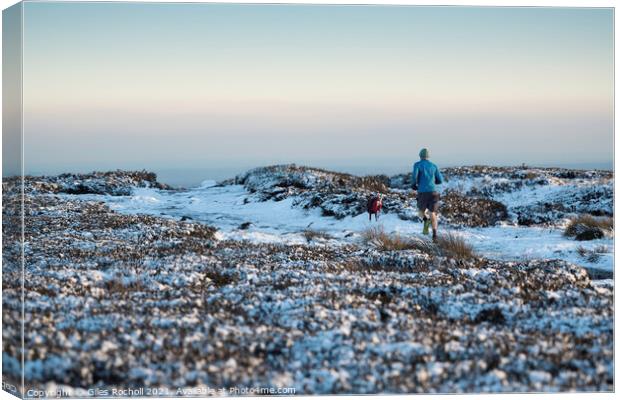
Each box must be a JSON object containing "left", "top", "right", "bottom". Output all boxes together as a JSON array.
[{"left": 412, "top": 159, "right": 444, "bottom": 193}]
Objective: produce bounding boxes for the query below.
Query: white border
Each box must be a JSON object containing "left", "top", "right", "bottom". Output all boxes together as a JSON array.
[{"left": 0, "top": 1, "right": 616, "bottom": 400}]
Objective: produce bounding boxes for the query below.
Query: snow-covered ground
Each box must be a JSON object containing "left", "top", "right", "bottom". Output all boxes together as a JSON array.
[
  {"left": 69, "top": 176, "right": 614, "bottom": 274},
  {"left": 4, "top": 168, "right": 613, "bottom": 394}
]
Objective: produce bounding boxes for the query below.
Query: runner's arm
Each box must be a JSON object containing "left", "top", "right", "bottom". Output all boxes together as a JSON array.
[{"left": 435, "top": 167, "right": 444, "bottom": 185}]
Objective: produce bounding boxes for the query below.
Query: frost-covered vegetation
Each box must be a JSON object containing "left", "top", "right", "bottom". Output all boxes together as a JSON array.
[
  {"left": 361, "top": 226, "right": 475, "bottom": 259},
  {"left": 7, "top": 170, "right": 172, "bottom": 197},
  {"left": 234, "top": 164, "right": 612, "bottom": 229},
  {"left": 2, "top": 165, "right": 614, "bottom": 395},
  {"left": 564, "top": 214, "right": 614, "bottom": 241}
]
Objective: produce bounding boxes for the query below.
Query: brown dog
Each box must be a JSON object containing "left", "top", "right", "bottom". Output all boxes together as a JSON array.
[{"left": 367, "top": 194, "right": 383, "bottom": 221}]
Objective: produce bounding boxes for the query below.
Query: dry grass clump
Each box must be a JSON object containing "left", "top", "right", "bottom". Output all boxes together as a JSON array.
[
  {"left": 358, "top": 175, "right": 390, "bottom": 193},
  {"left": 565, "top": 214, "right": 613, "bottom": 237},
  {"left": 362, "top": 226, "right": 420, "bottom": 251},
  {"left": 576, "top": 245, "right": 609, "bottom": 263},
  {"left": 594, "top": 245, "right": 610, "bottom": 253},
  {"left": 435, "top": 232, "right": 476, "bottom": 259},
  {"left": 362, "top": 227, "right": 475, "bottom": 260},
  {"left": 303, "top": 229, "right": 333, "bottom": 242}
]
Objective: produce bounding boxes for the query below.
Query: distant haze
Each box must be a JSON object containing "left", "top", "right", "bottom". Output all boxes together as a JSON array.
[{"left": 7, "top": 3, "right": 614, "bottom": 184}]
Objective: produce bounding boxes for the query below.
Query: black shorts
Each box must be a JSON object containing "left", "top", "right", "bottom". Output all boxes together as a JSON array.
[{"left": 417, "top": 191, "right": 440, "bottom": 212}]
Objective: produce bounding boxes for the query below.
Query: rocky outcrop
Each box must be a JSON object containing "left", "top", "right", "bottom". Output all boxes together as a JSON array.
[
  {"left": 231, "top": 164, "right": 614, "bottom": 228},
  {"left": 424, "top": 165, "right": 611, "bottom": 226},
  {"left": 513, "top": 185, "right": 613, "bottom": 226},
  {"left": 235, "top": 165, "right": 390, "bottom": 197},
  {"left": 234, "top": 165, "right": 394, "bottom": 219},
  {"left": 232, "top": 164, "right": 512, "bottom": 226},
  {"left": 11, "top": 170, "right": 173, "bottom": 196}
]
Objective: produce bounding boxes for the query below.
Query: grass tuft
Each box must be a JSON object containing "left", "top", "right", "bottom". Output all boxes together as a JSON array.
[
  {"left": 362, "top": 226, "right": 475, "bottom": 259},
  {"left": 358, "top": 175, "right": 390, "bottom": 193},
  {"left": 565, "top": 214, "right": 613, "bottom": 237},
  {"left": 435, "top": 232, "right": 476, "bottom": 259},
  {"left": 361, "top": 226, "right": 420, "bottom": 251},
  {"left": 576, "top": 245, "right": 609, "bottom": 263}
]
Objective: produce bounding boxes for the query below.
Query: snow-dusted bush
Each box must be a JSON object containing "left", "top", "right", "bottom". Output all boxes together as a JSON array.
[{"left": 565, "top": 214, "right": 613, "bottom": 241}]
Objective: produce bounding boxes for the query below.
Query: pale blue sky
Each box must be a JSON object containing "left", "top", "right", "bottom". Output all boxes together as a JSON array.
[{"left": 13, "top": 3, "right": 615, "bottom": 182}]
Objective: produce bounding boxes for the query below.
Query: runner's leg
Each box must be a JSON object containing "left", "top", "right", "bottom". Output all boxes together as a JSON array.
[{"left": 431, "top": 212, "right": 438, "bottom": 239}]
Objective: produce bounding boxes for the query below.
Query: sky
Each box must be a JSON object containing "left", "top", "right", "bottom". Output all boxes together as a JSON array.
[{"left": 6, "top": 2, "right": 615, "bottom": 184}]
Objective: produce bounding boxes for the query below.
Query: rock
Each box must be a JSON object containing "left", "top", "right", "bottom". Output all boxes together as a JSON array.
[{"left": 238, "top": 222, "right": 252, "bottom": 230}]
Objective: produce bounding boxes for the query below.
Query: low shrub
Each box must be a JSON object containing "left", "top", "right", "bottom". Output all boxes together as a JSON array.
[
  {"left": 565, "top": 214, "right": 613, "bottom": 241},
  {"left": 440, "top": 191, "right": 508, "bottom": 227},
  {"left": 474, "top": 307, "right": 505, "bottom": 325},
  {"left": 358, "top": 175, "right": 390, "bottom": 193},
  {"left": 576, "top": 245, "right": 609, "bottom": 263},
  {"left": 204, "top": 269, "right": 236, "bottom": 287}
]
